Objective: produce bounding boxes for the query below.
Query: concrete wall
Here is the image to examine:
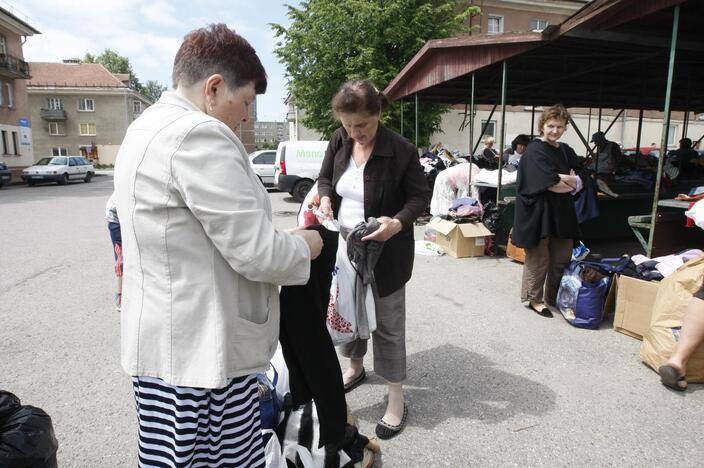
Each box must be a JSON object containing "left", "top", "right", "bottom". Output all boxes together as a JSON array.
[
  {"left": 28, "top": 90, "right": 150, "bottom": 163},
  {"left": 432, "top": 106, "right": 704, "bottom": 156},
  {"left": 0, "top": 24, "right": 34, "bottom": 171}
]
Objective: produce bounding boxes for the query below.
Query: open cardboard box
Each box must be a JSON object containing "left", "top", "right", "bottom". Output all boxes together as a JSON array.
[
  {"left": 427, "top": 218, "right": 493, "bottom": 258},
  {"left": 611, "top": 275, "right": 660, "bottom": 340}
]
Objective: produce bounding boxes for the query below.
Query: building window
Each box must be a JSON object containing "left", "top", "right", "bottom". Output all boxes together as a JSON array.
[
  {"left": 481, "top": 120, "right": 496, "bottom": 138},
  {"left": 78, "top": 98, "right": 95, "bottom": 112},
  {"left": 133, "top": 100, "right": 142, "bottom": 114},
  {"left": 5, "top": 83, "right": 12, "bottom": 108},
  {"left": 530, "top": 19, "right": 549, "bottom": 31},
  {"left": 79, "top": 123, "right": 97, "bottom": 136},
  {"left": 52, "top": 147, "right": 68, "bottom": 156},
  {"left": 667, "top": 125, "right": 678, "bottom": 146},
  {"left": 49, "top": 122, "right": 64, "bottom": 135},
  {"left": 11, "top": 131, "right": 18, "bottom": 155},
  {"left": 47, "top": 98, "right": 64, "bottom": 110},
  {"left": 0, "top": 35, "right": 6, "bottom": 55},
  {"left": 1, "top": 130, "right": 7, "bottom": 154},
  {"left": 487, "top": 15, "right": 504, "bottom": 34}
]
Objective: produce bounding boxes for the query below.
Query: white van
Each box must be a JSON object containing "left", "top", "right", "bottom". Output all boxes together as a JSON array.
[{"left": 274, "top": 140, "right": 329, "bottom": 202}]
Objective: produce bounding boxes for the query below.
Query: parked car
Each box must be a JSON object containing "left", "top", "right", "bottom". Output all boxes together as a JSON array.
[
  {"left": 21, "top": 156, "right": 95, "bottom": 186},
  {"left": 248, "top": 150, "right": 277, "bottom": 187},
  {"left": 0, "top": 161, "right": 11, "bottom": 188},
  {"left": 273, "top": 140, "right": 329, "bottom": 202}
]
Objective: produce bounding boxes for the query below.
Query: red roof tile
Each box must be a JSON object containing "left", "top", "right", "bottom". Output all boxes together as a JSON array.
[{"left": 27, "top": 62, "right": 127, "bottom": 88}]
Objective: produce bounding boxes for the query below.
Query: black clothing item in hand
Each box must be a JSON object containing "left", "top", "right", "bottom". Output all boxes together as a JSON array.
[
  {"left": 279, "top": 225, "right": 346, "bottom": 447},
  {"left": 512, "top": 140, "right": 582, "bottom": 249}
]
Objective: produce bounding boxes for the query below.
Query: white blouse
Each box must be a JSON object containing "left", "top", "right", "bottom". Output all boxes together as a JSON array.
[{"left": 336, "top": 157, "right": 366, "bottom": 229}]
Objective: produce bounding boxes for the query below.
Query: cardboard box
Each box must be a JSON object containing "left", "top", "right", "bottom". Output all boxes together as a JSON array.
[
  {"left": 613, "top": 275, "right": 660, "bottom": 340},
  {"left": 427, "top": 218, "right": 493, "bottom": 258}
]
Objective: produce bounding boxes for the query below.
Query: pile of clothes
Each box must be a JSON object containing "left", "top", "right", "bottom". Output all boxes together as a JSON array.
[{"left": 621, "top": 249, "right": 704, "bottom": 281}]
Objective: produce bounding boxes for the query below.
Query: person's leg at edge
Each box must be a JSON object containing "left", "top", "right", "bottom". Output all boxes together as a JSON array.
[
  {"left": 373, "top": 286, "right": 406, "bottom": 426},
  {"left": 663, "top": 296, "right": 704, "bottom": 388},
  {"left": 544, "top": 236, "right": 574, "bottom": 306},
  {"left": 522, "top": 238, "right": 550, "bottom": 311},
  {"left": 339, "top": 339, "right": 366, "bottom": 386}
]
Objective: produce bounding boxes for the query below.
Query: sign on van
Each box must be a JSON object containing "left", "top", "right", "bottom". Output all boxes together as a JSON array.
[{"left": 296, "top": 149, "right": 325, "bottom": 159}]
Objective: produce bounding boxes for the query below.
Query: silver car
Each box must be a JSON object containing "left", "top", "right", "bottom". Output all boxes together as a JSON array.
[
  {"left": 248, "top": 150, "right": 277, "bottom": 187},
  {"left": 21, "top": 156, "right": 95, "bottom": 186}
]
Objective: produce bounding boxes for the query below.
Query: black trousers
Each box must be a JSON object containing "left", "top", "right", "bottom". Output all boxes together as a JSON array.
[{"left": 279, "top": 225, "right": 346, "bottom": 447}]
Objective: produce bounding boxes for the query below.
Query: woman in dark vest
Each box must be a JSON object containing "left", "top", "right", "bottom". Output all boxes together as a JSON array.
[
  {"left": 317, "top": 80, "right": 430, "bottom": 438},
  {"left": 513, "top": 105, "right": 585, "bottom": 317}
]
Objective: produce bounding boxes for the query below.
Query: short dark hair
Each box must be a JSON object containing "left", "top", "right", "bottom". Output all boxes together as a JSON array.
[
  {"left": 680, "top": 138, "right": 692, "bottom": 148},
  {"left": 172, "top": 24, "right": 267, "bottom": 93},
  {"left": 332, "top": 80, "right": 388, "bottom": 116},
  {"left": 537, "top": 104, "right": 571, "bottom": 135}
]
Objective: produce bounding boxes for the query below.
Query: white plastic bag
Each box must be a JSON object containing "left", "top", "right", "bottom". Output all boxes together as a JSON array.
[
  {"left": 326, "top": 234, "right": 376, "bottom": 345},
  {"left": 685, "top": 199, "right": 704, "bottom": 230}
]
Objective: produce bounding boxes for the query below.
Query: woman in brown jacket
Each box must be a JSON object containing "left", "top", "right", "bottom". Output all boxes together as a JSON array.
[{"left": 317, "top": 80, "right": 430, "bottom": 439}]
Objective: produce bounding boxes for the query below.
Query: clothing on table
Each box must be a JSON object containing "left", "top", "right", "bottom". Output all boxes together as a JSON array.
[
  {"left": 132, "top": 374, "right": 264, "bottom": 468},
  {"left": 473, "top": 168, "right": 518, "bottom": 186},
  {"left": 521, "top": 236, "right": 573, "bottom": 305},
  {"left": 113, "top": 90, "right": 311, "bottom": 388},
  {"left": 512, "top": 140, "right": 583, "bottom": 249},
  {"left": 339, "top": 285, "right": 407, "bottom": 383},
  {"left": 279, "top": 225, "right": 346, "bottom": 447},
  {"left": 429, "top": 163, "right": 480, "bottom": 216},
  {"left": 630, "top": 250, "right": 704, "bottom": 279},
  {"left": 317, "top": 124, "right": 430, "bottom": 298}
]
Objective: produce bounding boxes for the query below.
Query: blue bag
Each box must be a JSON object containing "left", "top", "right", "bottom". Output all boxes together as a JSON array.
[{"left": 556, "top": 261, "right": 612, "bottom": 329}]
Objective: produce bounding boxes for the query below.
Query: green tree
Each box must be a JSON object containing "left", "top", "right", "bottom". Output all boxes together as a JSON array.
[
  {"left": 82, "top": 49, "right": 167, "bottom": 101},
  {"left": 272, "top": 0, "right": 479, "bottom": 146},
  {"left": 141, "top": 80, "right": 168, "bottom": 103}
]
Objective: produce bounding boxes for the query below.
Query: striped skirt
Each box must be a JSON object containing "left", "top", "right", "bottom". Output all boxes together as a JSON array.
[{"left": 132, "top": 374, "right": 265, "bottom": 467}]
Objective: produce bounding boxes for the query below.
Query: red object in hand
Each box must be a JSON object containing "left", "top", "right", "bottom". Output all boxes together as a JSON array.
[{"left": 303, "top": 210, "right": 318, "bottom": 227}]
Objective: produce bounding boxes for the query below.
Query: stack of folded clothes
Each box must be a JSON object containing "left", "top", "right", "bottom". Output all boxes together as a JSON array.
[{"left": 623, "top": 249, "right": 704, "bottom": 281}]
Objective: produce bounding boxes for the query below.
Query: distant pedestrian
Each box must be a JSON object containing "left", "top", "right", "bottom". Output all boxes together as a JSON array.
[
  {"left": 105, "top": 193, "right": 121, "bottom": 312},
  {"left": 513, "top": 105, "right": 584, "bottom": 318}
]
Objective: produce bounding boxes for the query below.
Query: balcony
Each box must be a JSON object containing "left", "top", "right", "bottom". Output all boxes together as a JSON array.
[
  {"left": 40, "top": 108, "right": 67, "bottom": 121},
  {"left": 0, "top": 53, "right": 30, "bottom": 79}
]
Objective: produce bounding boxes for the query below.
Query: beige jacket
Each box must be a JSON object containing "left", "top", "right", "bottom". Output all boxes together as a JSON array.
[{"left": 114, "top": 91, "right": 310, "bottom": 388}]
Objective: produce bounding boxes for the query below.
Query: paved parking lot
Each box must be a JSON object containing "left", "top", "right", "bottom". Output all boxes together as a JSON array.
[{"left": 1, "top": 176, "right": 703, "bottom": 467}]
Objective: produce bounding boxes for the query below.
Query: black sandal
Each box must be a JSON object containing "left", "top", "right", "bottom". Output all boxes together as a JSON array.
[
  {"left": 658, "top": 364, "right": 687, "bottom": 392},
  {"left": 343, "top": 368, "right": 366, "bottom": 393},
  {"left": 529, "top": 303, "right": 553, "bottom": 318},
  {"left": 375, "top": 403, "right": 408, "bottom": 440}
]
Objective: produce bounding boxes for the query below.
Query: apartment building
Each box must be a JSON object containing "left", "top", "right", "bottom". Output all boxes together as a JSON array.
[
  {"left": 468, "top": 0, "right": 589, "bottom": 35},
  {"left": 0, "top": 7, "right": 39, "bottom": 178},
  {"left": 254, "top": 120, "right": 288, "bottom": 148},
  {"left": 27, "top": 61, "right": 151, "bottom": 164}
]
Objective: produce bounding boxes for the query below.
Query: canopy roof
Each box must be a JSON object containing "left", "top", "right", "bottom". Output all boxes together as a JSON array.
[{"left": 384, "top": 0, "right": 704, "bottom": 112}]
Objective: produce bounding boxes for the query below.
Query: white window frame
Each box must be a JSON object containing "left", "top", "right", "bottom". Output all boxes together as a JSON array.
[
  {"left": 78, "top": 98, "right": 95, "bottom": 112},
  {"left": 530, "top": 19, "right": 549, "bottom": 31},
  {"left": 667, "top": 124, "right": 679, "bottom": 146},
  {"left": 5, "top": 83, "right": 12, "bottom": 108},
  {"left": 47, "top": 98, "right": 64, "bottom": 110},
  {"left": 487, "top": 15, "right": 504, "bottom": 34},
  {"left": 52, "top": 147, "right": 68, "bottom": 156},
  {"left": 133, "top": 100, "right": 142, "bottom": 114},
  {"left": 48, "top": 122, "right": 63, "bottom": 136},
  {"left": 79, "top": 123, "right": 97, "bottom": 136},
  {"left": 481, "top": 120, "right": 497, "bottom": 138}
]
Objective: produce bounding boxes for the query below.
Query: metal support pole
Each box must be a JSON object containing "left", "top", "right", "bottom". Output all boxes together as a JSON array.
[
  {"left": 635, "top": 109, "right": 644, "bottom": 151},
  {"left": 530, "top": 105, "right": 535, "bottom": 138},
  {"left": 598, "top": 108, "right": 603, "bottom": 132},
  {"left": 472, "top": 104, "right": 498, "bottom": 155},
  {"left": 400, "top": 100, "right": 404, "bottom": 137},
  {"left": 587, "top": 107, "right": 592, "bottom": 142},
  {"left": 568, "top": 115, "right": 597, "bottom": 160},
  {"left": 682, "top": 111, "right": 689, "bottom": 139},
  {"left": 469, "top": 74, "right": 475, "bottom": 186},
  {"left": 497, "top": 61, "right": 507, "bottom": 205},
  {"left": 648, "top": 4, "right": 680, "bottom": 256},
  {"left": 415, "top": 93, "right": 419, "bottom": 148}
]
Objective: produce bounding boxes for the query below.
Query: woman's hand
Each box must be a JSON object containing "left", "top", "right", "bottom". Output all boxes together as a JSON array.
[
  {"left": 361, "top": 216, "right": 402, "bottom": 242},
  {"left": 559, "top": 170, "right": 579, "bottom": 190},
  {"left": 317, "top": 196, "right": 333, "bottom": 221}
]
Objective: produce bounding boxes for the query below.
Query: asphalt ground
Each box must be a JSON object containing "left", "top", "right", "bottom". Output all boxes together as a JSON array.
[{"left": 1, "top": 175, "right": 703, "bottom": 467}]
